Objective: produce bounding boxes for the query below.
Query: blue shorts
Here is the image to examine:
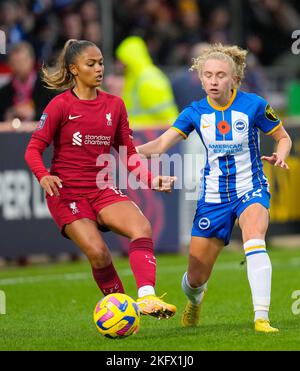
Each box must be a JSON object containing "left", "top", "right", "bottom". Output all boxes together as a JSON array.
[{"left": 191, "top": 188, "right": 270, "bottom": 246}]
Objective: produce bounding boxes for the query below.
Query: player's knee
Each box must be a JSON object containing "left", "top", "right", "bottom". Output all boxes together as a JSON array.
[
  {"left": 88, "top": 247, "right": 111, "bottom": 269},
  {"left": 242, "top": 220, "right": 267, "bottom": 241},
  {"left": 243, "top": 228, "right": 266, "bottom": 242},
  {"left": 131, "top": 218, "right": 152, "bottom": 239},
  {"left": 140, "top": 219, "right": 152, "bottom": 237}
]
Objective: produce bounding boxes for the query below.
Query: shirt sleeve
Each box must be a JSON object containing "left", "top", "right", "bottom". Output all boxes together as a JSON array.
[
  {"left": 24, "top": 137, "right": 49, "bottom": 182},
  {"left": 254, "top": 96, "right": 282, "bottom": 135},
  {"left": 171, "top": 106, "right": 195, "bottom": 139},
  {"left": 32, "top": 96, "right": 63, "bottom": 145}
]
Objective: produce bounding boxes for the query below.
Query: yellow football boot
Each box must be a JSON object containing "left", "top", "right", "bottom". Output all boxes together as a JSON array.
[
  {"left": 136, "top": 294, "right": 176, "bottom": 319},
  {"left": 255, "top": 319, "right": 279, "bottom": 333},
  {"left": 181, "top": 301, "right": 202, "bottom": 327}
]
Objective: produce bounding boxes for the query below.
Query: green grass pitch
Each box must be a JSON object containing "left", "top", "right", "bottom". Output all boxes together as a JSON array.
[{"left": 0, "top": 249, "right": 299, "bottom": 350}]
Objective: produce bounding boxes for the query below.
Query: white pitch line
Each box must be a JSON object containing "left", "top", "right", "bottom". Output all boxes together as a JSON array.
[
  {"left": 0, "top": 258, "right": 298, "bottom": 286},
  {"left": 0, "top": 263, "right": 236, "bottom": 286},
  {"left": 0, "top": 272, "right": 90, "bottom": 286}
]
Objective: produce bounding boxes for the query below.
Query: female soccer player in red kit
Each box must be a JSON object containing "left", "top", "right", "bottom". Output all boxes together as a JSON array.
[{"left": 25, "top": 39, "right": 177, "bottom": 319}]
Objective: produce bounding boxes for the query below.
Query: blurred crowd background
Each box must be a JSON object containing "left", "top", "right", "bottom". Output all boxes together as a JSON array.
[
  {"left": 1, "top": 0, "right": 299, "bottom": 66},
  {"left": 0, "top": 0, "right": 300, "bottom": 123}
]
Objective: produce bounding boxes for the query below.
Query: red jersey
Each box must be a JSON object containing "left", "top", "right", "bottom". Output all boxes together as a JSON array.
[{"left": 31, "top": 89, "right": 141, "bottom": 193}]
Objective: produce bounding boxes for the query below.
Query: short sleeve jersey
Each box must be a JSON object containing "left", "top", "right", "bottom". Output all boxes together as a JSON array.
[
  {"left": 172, "top": 89, "right": 282, "bottom": 203},
  {"left": 32, "top": 90, "right": 134, "bottom": 192}
]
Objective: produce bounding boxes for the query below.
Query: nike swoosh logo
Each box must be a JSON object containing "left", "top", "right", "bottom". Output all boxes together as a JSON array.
[
  {"left": 69, "top": 115, "right": 82, "bottom": 120},
  {"left": 202, "top": 125, "right": 211, "bottom": 129},
  {"left": 145, "top": 254, "right": 157, "bottom": 266},
  {"left": 145, "top": 255, "right": 156, "bottom": 260}
]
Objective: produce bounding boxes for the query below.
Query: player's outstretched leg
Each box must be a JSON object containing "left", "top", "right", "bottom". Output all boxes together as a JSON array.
[
  {"left": 97, "top": 202, "right": 176, "bottom": 319},
  {"left": 181, "top": 272, "right": 206, "bottom": 327},
  {"left": 129, "top": 237, "right": 176, "bottom": 319}
]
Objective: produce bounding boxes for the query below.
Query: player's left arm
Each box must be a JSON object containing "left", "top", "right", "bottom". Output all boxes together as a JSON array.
[
  {"left": 261, "top": 125, "right": 292, "bottom": 169},
  {"left": 255, "top": 97, "right": 292, "bottom": 169}
]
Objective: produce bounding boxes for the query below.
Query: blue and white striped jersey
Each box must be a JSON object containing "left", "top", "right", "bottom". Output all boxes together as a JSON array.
[{"left": 172, "top": 89, "right": 282, "bottom": 204}]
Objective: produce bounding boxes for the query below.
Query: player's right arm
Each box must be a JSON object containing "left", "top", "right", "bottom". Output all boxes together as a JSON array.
[
  {"left": 136, "top": 106, "right": 195, "bottom": 158},
  {"left": 25, "top": 96, "right": 64, "bottom": 196}
]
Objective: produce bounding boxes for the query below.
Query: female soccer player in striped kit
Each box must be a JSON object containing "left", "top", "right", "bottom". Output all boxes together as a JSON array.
[
  {"left": 137, "top": 44, "right": 292, "bottom": 332},
  {"left": 25, "top": 39, "right": 177, "bottom": 319}
]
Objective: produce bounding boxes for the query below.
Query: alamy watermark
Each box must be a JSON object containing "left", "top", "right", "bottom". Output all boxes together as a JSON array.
[
  {"left": 95, "top": 147, "right": 205, "bottom": 200},
  {"left": 291, "top": 30, "right": 300, "bottom": 55},
  {"left": 0, "top": 290, "right": 6, "bottom": 315},
  {"left": 291, "top": 290, "right": 300, "bottom": 315},
  {"left": 0, "top": 30, "right": 6, "bottom": 54}
]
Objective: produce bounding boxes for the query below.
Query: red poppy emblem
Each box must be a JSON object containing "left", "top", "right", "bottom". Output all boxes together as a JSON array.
[{"left": 217, "top": 121, "right": 231, "bottom": 135}]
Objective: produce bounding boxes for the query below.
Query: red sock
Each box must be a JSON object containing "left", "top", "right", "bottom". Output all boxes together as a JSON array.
[
  {"left": 92, "top": 262, "right": 125, "bottom": 295},
  {"left": 129, "top": 237, "right": 156, "bottom": 289}
]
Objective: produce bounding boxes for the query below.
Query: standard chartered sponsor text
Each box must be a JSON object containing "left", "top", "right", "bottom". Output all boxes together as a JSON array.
[{"left": 84, "top": 135, "right": 111, "bottom": 146}]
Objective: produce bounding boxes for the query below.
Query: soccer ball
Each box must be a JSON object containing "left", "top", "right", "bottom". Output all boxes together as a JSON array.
[{"left": 93, "top": 293, "right": 140, "bottom": 339}]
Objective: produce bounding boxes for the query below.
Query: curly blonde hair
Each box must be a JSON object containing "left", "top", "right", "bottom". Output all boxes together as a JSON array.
[{"left": 190, "top": 43, "right": 248, "bottom": 88}]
